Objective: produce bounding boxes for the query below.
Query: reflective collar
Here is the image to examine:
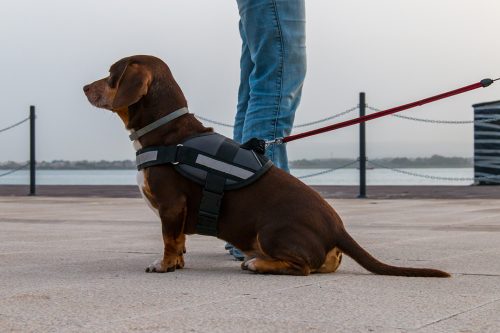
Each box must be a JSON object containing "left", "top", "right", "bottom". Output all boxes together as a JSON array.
[{"left": 128, "top": 107, "right": 189, "bottom": 141}]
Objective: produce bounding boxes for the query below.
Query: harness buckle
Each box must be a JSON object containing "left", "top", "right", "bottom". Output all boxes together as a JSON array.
[
  {"left": 197, "top": 188, "right": 224, "bottom": 236},
  {"left": 172, "top": 144, "right": 183, "bottom": 165}
]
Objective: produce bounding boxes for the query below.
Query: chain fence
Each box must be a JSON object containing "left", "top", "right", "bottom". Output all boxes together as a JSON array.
[
  {"left": 0, "top": 163, "right": 29, "bottom": 178},
  {"left": 294, "top": 159, "right": 500, "bottom": 182},
  {"left": 296, "top": 160, "right": 358, "bottom": 179},
  {"left": 366, "top": 160, "right": 500, "bottom": 183},
  {"left": 195, "top": 105, "right": 359, "bottom": 129},
  {"left": 366, "top": 105, "right": 500, "bottom": 124},
  {"left": 0, "top": 116, "right": 31, "bottom": 179},
  {"left": 194, "top": 103, "right": 500, "bottom": 181},
  {"left": 363, "top": 104, "right": 500, "bottom": 183},
  {"left": 0, "top": 117, "right": 29, "bottom": 134},
  {"left": 292, "top": 106, "right": 359, "bottom": 128},
  {"left": 196, "top": 104, "right": 500, "bottom": 129},
  {"left": 193, "top": 115, "right": 234, "bottom": 128},
  {"left": 3, "top": 104, "right": 498, "bottom": 183}
]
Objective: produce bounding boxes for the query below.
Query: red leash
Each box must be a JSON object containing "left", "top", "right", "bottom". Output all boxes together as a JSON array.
[{"left": 275, "top": 78, "right": 498, "bottom": 145}]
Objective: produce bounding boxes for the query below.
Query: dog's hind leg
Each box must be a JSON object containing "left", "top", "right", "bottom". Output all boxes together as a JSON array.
[
  {"left": 240, "top": 233, "right": 313, "bottom": 276},
  {"left": 241, "top": 257, "right": 311, "bottom": 276},
  {"left": 313, "top": 247, "right": 343, "bottom": 273}
]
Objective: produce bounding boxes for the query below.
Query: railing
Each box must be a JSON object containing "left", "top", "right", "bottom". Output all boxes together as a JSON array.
[
  {"left": 3, "top": 100, "right": 500, "bottom": 197},
  {"left": 193, "top": 97, "right": 500, "bottom": 195}
]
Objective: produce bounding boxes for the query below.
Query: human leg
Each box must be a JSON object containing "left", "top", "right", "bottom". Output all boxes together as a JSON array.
[
  {"left": 227, "top": 21, "right": 253, "bottom": 260},
  {"left": 228, "top": 0, "right": 306, "bottom": 260},
  {"left": 236, "top": 0, "right": 306, "bottom": 172},
  {"left": 233, "top": 20, "right": 253, "bottom": 144}
]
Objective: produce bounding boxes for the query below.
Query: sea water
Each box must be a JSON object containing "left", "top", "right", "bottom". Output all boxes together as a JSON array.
[{"left": 0, "top": 168, "right": 474, "bottom": 186}]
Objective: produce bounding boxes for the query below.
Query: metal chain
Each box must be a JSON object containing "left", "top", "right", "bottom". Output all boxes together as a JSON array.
[
  {"left": 297, "top": 160, "right": 358, "bottom": 179},
  {"left": 0, "top": 163, "right": 29, "bottom": 178},
  {"left": 0, "top": 117, "right": 29, "bottom": 134},
  {"left": 197, "top": 104, "right": 500, "bottom": 128},
  {"left": 366, "top": 105, "right": 500, "bottom": 124},
  {"left": 194, "top": 115, "right": 234, "bottom": 128},
  {"left": 293, "top": 106, "right": 358, "bottom": 128},
  {"left": 366, "top": 160, "right": 500, "bottom": 182},
  {"left": 194, "top": 106, "right": 359, "bottom": 129}
]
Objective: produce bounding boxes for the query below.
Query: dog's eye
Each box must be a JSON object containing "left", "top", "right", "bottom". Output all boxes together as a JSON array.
[{"left": 107, "top": 76, "right": 116, "bottom": 88}]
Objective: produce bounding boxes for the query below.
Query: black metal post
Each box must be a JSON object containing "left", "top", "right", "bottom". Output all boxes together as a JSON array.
[
  {"left": 29, "top": 106, "right": 36, "bottom": 196},
  {"left": 358, "top": 93, "right": 367, "bottom": 198}
]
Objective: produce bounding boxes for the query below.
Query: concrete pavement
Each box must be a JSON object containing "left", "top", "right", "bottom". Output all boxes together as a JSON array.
[{"left": 1, "top": 196, "right": 499, "bottom": 332}]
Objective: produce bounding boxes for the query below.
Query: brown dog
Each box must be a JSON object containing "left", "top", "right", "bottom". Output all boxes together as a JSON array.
[{"left": 84, "top": 55, "right": 449, "bottom": 277}]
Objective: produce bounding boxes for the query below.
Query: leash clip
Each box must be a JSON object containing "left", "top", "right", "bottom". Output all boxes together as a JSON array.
[{"left": 265, "top": 137, "right": 284, "bottom": 148}]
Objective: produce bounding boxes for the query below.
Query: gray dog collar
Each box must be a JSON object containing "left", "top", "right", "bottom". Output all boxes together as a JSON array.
[{"left": 129, "top": 107, "right": 189, "bottom": 141}]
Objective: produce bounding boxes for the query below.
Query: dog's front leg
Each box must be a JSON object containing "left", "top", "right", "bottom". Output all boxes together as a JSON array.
[{"left": 146, "top": 200, "right": 187, "bottom": 273}]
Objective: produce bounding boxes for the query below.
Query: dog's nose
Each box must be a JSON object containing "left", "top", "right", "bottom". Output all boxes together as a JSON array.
[{"left": 83, "top": 84, "right": 90, "bottom": 93}]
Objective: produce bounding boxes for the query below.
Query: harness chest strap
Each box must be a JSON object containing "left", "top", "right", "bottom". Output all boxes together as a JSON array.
[{"left": 136, "top": 145, "right": 259, "bottom": 182}]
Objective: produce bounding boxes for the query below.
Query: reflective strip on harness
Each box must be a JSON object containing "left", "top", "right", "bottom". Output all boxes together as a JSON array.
[
  {"left": 136, "top": 150, "right": 158, "bottom": 166},
  {"left": 195, "top": 154, "right": 254, "bottom": 180}
]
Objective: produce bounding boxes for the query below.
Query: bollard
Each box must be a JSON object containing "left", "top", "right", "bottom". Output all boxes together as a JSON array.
[
  {"left": 358, "top": 93, "right": 367, "bottom": 198},
  {"left": 29, "top": 106, "right": 36, "bottom": 195},
  {"left": 473, "top": 100, "right": 500, "bottom": 185}
]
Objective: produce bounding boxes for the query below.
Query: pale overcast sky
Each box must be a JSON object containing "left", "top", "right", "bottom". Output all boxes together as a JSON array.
[{"left": 1, "top": 0, "right": 499, "bottom": 162}]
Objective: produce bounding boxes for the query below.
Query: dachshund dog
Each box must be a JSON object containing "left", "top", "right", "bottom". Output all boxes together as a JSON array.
[{"left": 84, "top": 55, "right": 449, "bottom": 277}]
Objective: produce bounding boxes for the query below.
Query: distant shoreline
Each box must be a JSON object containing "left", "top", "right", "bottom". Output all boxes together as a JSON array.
[{"left": 0, "top": 155, "right": 472, "bottom": 170}]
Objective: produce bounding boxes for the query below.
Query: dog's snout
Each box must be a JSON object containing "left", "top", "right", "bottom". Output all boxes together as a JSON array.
[{"left": 83, "top": 84, "right": 90, "bottom": 93}]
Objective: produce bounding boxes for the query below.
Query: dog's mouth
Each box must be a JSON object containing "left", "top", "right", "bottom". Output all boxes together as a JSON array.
[
  {"left": 86, "top": 95, "right": 110, "bottom": 109},
  {"left": 84, "top": 89, "right": 112, "bottom": 110}
]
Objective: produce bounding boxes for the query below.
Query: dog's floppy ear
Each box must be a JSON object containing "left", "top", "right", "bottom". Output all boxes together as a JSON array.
[{"left": 112, "top": 62, "right": 152, "bottom": 109}]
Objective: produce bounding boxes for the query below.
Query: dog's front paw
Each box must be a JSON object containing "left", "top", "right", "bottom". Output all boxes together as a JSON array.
[
  {"left": 145, "top": 255, "right": 184, "bottom": 273},
  {"left": 145, "top": 259, "right": 172, "bottom": 273},
  {"left": 175, "top": 255, "right": 185, "bottom": 269}
]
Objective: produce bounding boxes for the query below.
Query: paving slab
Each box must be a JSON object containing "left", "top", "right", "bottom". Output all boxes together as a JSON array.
[{"left": 0, "top": 197, "right": 499, "bottom": 333}]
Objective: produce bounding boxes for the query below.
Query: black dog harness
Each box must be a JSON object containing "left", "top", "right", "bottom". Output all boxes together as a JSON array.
[{"left": 133, "top": 109, "right": 273, "bottom": 236}]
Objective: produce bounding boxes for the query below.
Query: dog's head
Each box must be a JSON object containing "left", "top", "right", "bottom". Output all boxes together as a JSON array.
[{"left": 83, "top": 55, "right": 186, "bottom": 128}]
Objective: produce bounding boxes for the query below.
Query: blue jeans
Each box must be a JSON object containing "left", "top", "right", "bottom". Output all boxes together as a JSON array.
[{"left": 234, "top": 0, "right": 306, "bottom": 172}]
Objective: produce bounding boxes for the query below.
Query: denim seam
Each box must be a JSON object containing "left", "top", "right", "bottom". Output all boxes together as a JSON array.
[{"left": 269, "top": 0, "right": 284, "bottom": 161}]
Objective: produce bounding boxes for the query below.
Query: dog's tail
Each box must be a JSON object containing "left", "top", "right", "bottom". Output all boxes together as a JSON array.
[{"left": 336, "top": 228, "right": 450, "bottom": 278}]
